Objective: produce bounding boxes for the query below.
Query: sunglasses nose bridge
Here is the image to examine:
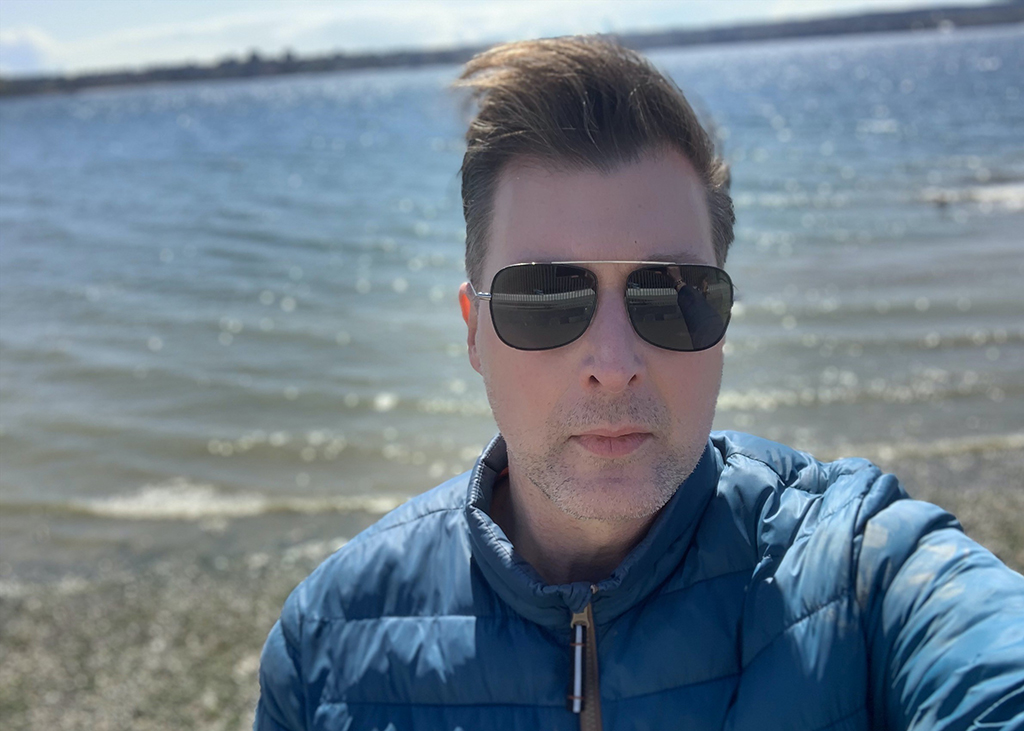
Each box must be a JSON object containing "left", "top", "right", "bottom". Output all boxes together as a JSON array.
[
  {"left": 575, "top": 279, "right": 647, "bottom": 389},
  {"left": 567, "top": 267, "right": 641, "bottom": 351},
  {"left": 595, "top": 279, "right": 633, "bottom": 330},
  {"left": 592, "top": 271, "right": 645, "bottom": 340}
]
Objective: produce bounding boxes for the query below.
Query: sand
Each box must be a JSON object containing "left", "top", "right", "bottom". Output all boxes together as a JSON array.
[{"left": 2, "top": 448, "right": 1021, "bottom": 731}]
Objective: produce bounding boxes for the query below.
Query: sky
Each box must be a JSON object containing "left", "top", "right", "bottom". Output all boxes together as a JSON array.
[{"left": 0, "top": 0, "right": 999, "bottom": 77}]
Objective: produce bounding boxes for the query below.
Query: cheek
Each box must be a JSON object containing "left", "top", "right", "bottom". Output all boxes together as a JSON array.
[
  {"left": 652, "top": 348, "right": 724, "bottom": 422},
  {"left": 478, "top": 328, "right": 567, "bottom": 435}
]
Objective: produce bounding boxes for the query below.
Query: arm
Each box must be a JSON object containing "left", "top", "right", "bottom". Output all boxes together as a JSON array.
[
  {"left": 857, "top": 497, "right": 1024, "bottom": 730},
  {"left": 254, "top": 600, "right": 307, "bottom": 731}
]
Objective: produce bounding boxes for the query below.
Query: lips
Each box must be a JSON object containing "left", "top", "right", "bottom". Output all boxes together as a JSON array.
[{"left": 572, "top": 429, "right": 652, "bottom": 458}]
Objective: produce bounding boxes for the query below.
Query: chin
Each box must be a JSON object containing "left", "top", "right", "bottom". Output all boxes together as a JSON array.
[
  {"left": 557, "top": 484, "right": 675, "bottom": 522},
  {"left": 506, "top": 424, "right": 711, "bottom": 522},
  {"left": 536, "top": 458, "right": 692, "bottom": 522}
]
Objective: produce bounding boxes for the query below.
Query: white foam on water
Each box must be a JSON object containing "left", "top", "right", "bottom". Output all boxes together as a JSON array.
[
  {"left": 970, "top": 183, "right": 1024, "bottom": 210},
  {"left": 816, "top": 432, "right": 1024, "bottom": 463},
  {"left": 920, "top": 182, "right": 1024, "bottom": 211},
  {"left": 416, "top": 397, "right": 492, "bottom": 417},
  {"left": 8, "top": 428, "right": 1021, "bottom": 523},
  {"left": 68, "top": 478, "right": 407, "bottom": 521},
  {"left": 717, "top": 366, "right": 1011, "bottom": 412}
]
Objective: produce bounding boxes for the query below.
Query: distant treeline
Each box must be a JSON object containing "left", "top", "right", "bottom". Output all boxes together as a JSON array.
[{"left": 2, "top": 2, "right": 1022, "bottom": 98}]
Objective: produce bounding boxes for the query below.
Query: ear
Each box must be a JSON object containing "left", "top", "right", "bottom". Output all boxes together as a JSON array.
[
  {"left": 459, "top": 283, "right": 482, "bottom": 375},
  {"left": 458, "top": 285, "right": 472, "bottom": 324}
]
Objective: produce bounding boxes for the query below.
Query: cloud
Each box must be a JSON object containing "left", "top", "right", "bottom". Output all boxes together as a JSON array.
[
  {"left": 0, "top": 1, "right": 626, "bottom": 75},
  {"left": 0, "top": 26, "right": 62, "bottom": 75},
  {"left": 766, "top": 0, "right": 990, "bottom": 20},
  {"left": 3, "top": 2, "right": 529, "bottom": 75},
  {"left": 1, "top": 0, "right": 986, "bottom": 77}
]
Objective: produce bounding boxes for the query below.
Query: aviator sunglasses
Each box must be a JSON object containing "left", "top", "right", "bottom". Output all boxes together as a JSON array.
[{"left": 467, "top": 261, "right": 734, "bottom": 352}]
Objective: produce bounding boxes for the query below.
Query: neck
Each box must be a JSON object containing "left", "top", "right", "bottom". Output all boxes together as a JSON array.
[{"left": 489, "top": 469, "right": 657, "bottom": 586}]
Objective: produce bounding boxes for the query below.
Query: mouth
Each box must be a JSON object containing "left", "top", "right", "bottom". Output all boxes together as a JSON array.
[{"left": 571, "top": 429, "right": 652, "bottom": 458}]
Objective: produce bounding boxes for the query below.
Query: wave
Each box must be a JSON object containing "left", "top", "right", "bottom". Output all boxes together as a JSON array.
[
  {"left": 732, "top": 181, "right": 1024, "bottom": 213},
  {"left": 717, "top": 375, "right": 1013, "bottom": 412},
  {"left": 919, "top": 182, "right": 1024, "bottom": 211},
  {"left": 733, "top": 191, "right": 852, "bottom": 210},
  {"left": 811, "top": 432, "right": 1024, "bottom": 463},
  {"left": 1, "top": 479, "right": 408, "bottom": 521},
  {"left": 2, "top": 432, "right": 1021, "bottom": 525},
  {"left": 723, "top": 328, "right": 1021, "bottom": 356},
  {"left": 730, "top": 297, "right": 1023, "bottom": 324}
]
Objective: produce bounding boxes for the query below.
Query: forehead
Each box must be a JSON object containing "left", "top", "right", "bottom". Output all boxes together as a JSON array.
[{"left": 485, "top": 149, "right": 715, "bottom": 280}]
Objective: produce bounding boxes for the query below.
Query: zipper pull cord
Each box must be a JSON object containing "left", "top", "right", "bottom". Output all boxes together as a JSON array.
[
  {"left": 569, "top": 610, "right": 587, "bottom": 714},
  {"left": 568, "top": 585, "right": 600, "bottom": 716}
]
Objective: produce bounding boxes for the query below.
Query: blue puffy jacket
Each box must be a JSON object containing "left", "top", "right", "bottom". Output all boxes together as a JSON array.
[{"left": 255, "top": 431, "right": 1024, "bottom": 730}]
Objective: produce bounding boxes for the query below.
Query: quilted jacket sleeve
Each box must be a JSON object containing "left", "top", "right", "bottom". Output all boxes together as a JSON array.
[
  {"left": 254, "top": 594, "right": 307, "bottom": 731},
  {"left": 856, "top": 476, "right": 1024, "bottom": 730}
]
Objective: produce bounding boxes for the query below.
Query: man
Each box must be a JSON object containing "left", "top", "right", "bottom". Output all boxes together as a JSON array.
[{"left": 255, "top": 37, "right": 1024, "bottom": 731}]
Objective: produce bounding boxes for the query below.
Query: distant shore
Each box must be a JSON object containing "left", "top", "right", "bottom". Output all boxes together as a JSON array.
[{"left": 2, "top": 2, "right": 1022, "bottom": 98}]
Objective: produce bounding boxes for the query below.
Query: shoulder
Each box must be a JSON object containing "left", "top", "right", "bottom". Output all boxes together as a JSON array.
[
  {"left": 706, "top": 430, "right": 964, "bottom": 606},
  {"left": 283, "top": 471, "right": 473, "bottom": 625},
  {"left": 709, "top": 431, "right": 1006, "bottom": 619},
  {"left": 256, "top": 472, "right": 479, "bottom": 728},
  {"left": 710, "top": 432, "right": 976, "bottom": 668},
  {"left": 709, "top": 430, "right": 921, "bottom": 558}
]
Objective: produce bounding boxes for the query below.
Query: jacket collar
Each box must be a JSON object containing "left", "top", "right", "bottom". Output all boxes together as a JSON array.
[{"left": 465, "top": 434, "right": 719, "bottom": 629}]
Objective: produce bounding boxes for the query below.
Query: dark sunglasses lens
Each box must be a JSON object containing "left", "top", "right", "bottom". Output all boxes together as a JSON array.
[
  {"left": 626, "top": 266, "right": 733, "bottom": 351},
  {"left": 489, "top": 264, "right": 597, "bottom": 350}
]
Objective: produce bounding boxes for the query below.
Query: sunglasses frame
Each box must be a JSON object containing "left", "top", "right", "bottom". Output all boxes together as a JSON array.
[{"left": 466, "top": 260, "right": 734, "bottom": 352}]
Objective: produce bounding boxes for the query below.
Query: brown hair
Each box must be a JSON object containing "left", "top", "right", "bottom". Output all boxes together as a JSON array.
[{"left": 455, "top": 36, "right": 734, "bottom": 287}]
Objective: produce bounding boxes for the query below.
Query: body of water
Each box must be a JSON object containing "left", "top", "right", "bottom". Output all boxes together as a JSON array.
[{"left": 1, "top": 26, "right": 1022, "bottom": 579}]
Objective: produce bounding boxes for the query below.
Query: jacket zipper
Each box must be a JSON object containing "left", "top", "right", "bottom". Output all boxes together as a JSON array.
[{"left": 568, "top": 585, "right": 603, "bottom": 731}]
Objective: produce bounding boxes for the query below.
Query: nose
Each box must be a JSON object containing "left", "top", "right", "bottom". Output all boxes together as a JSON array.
[{"left": 578, "top": 285, "right": 645, "bottom": 393}]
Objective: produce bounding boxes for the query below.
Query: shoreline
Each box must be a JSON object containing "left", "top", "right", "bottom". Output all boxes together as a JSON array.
[
  {"left": 2, "top": 446, "right": 1021, "bottom": 730},
  {"left": 2, "top": 3, "right": 1021, "bottom": 98}
]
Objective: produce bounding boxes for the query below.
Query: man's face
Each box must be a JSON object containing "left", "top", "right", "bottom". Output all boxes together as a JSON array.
[{"left": 462, "top": 149, "right": 724, "bottom": 521}]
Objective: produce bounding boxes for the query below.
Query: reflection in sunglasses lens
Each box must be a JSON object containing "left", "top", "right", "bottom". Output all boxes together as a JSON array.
[
  {"left": 490, "top": 265, "right": 597, "bottom": 350},
  {"left": 627, "top": 267, "right": 732, "bottom": 351}
]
